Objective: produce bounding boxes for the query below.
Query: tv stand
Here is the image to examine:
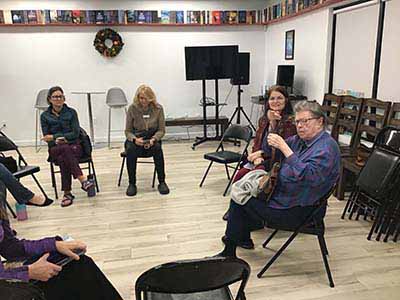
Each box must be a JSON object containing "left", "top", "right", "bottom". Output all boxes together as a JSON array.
[{"left": 192, "top": 79, "right": 225, "bottom": 150}]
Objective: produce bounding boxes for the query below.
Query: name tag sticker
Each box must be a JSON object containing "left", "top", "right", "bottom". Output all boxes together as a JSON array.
[{"left": 143, "top": 114, "right": 150, "bottom": 119}]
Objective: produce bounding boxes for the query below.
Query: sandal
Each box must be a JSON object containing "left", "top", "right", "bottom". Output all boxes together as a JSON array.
[
  {"left": 81, "top": 180, "right": 94, "bottom": 192},
  {"left": 61, "top": 194, "right": 74, "bottom": 207}
]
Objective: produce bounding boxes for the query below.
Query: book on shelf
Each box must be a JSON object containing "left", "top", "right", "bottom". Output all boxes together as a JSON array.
[
  {"left": 0, "top": 10, "right": 4, "bottom": 24},
  {"left": 161, "top": 10, "right": 169, "bottom": 24},
  {"left": 246, "top": 10, "right": 256, "bottom": 24},
  {"left": 137, "top": 10, "right": 146, "bottom": 23},
  {"left": 228, "top": 11, "right": 238, "bottom": 24},
  {"left": 126, "top": 10, "right": 136, "bottom": 23},
  {"left": 57, "top": 10, "right": 72, "bottom": 23},
  {"left": 11, "top": 10, "right": 25, "bottom": 24},
  {"left": 27, "top": 10, "right": 38, "bottom": 24},
  {"left": 211, "top": 11, "right": 221, "bottom": 24},
  {"left": 72, "top": 10, "right": 87, "bottom": 24},
  {"left": 169, "top": 11, "right": 176, "bottom": 23},
  {"left": 85, "top": 10, "right": 96, "bottom": 24},
  {"left": 104, "top": 10, "right": 119, "bottom": 24},
  {"left": 94, "top": 10, "right": 105, "bottom": 24},
  {"left": 176, "top": 11, "right": 184, "bottom": 24},
  {"left": 3, "top": 10, "right": 12, "bottom": 24}
]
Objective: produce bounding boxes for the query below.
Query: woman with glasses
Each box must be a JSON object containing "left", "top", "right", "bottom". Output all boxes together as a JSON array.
[
  {"left": 40, "top": 86, "right": 94, "bottom": 207},
  {"left": 234, "top": 85, "right": 297, "bottom": 182},
  {"left": 124, "top": 84, "right": 169, "bottom": 197}
]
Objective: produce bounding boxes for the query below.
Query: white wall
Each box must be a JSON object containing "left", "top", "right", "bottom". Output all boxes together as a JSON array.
[
  {"left": 378, "top": 0, "right": 400, "bottom": 102},
  {"left": 264, "top": 8, "right": 332, "bottom": 103},
  {"left": 332, "top": 3, "right": 379, "bottom": 98},
  {"left": 0, "top": 0, "right": 267, "bottom": 144}
]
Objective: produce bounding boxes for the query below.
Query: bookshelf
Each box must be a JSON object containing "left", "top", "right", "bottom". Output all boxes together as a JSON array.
[
  {"left": 0, "top": 1, "right": 346, "bottom": 28},
  {"left": 262, "top": 0, "right": 345, "bottom": 25}
]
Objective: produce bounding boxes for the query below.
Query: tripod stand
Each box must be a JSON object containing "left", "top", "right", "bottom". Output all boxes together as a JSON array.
[{"left": 227, "top": 85, "right": 256, "bottom": 131}]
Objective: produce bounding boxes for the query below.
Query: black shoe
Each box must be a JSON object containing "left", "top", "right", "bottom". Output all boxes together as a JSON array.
[
  {"left": 158, "top": 182, "right": 170, "bottom": 195},
  {"left": 126, "top": 184, "right": 137, "bottom": 196},
  {"left": 221, "top": 235, "right": 254, "bottom": 250},
  {"left": 222, "top": 210, "right": 229, "bottom": 221},
  {"left": 26, "top": 197, "right": 54, "bottom": 207}
]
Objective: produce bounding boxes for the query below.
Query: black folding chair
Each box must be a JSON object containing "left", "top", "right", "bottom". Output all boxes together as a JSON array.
[
  {"left": 118, "top": 151, "right": 156, "bottom": 188},
  {"left": 199, "top": 124, "right": 253, "bottom": 196},
  {"left": 257, "top": 186, "right": 336, "bottom": 288},
  {"left": 341, "top": 126, "right": 400, "bottom": 242},
  {"left": 135, "top": 257, "right": 250, "bottom": 300},
  {"left": 0, "top": 130, "right": 50, "bottom": 218},
  {"left": 48, "top": 128, "right": 99, "bottom": 199}
]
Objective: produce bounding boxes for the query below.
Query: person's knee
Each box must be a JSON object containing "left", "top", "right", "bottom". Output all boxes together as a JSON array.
[{"left": 125, "top": 141, "right": 139, "bottom": 156}]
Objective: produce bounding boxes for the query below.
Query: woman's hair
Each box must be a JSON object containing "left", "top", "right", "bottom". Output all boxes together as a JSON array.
[
  {"left": 46, "top": 86, "right": 64, "bottom": 105},
  {"left": 293, "top": 100, "right": 328, "bottom": 129},
  {"left": 133, "top": 84, "right": 158, "bottom": 108},
  {"left": 264, "top": 85, "right": 293, "bottom": 115}
]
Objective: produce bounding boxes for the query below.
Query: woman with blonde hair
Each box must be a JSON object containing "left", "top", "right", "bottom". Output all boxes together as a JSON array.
[{"left": 124, "top": 85, "right": 169, "bottom": 196}]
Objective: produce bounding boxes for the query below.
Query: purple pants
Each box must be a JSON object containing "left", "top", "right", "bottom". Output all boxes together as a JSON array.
[{"left": 49, "top": 143, "right": 83, "bottom": 191}]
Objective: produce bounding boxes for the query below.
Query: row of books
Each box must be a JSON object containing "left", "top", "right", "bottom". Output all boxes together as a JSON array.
[
  {"left": 0, "top": 9, "right": 265, "bottom": 25},
  {"left": 264, "top": 0, "right": 329, "bottom": 22}
]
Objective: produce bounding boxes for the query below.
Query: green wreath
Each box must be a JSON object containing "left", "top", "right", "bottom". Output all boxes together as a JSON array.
[{"left": 93, "top": 28, "right": 124, "bottom": 58}]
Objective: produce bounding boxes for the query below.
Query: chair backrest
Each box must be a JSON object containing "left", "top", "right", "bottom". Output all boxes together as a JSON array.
[
  {"left": 35, "top": 89, "right": 49, "bottom": 109},
  {"left": 222, "top": 125, "right": 252, "bottom": 143},
  {"left": 388, "top": 102, "right": 400, "bottom": 128},
  {"left": 356, "top": 145, "right": 400, "bottom": 200},
  {"left": 354, "top": 98, "right": 391, "bottom": 150},
  {"left": 135, "top": 257, "right": 250, "bottom": 300},
  {"left": 375, "top": 126, "right": 400, "bottom": 154},
  {"left": 322, "top": 94, "right": 342, "bottom": 135},
  {"left": 106, "top": 87, "right": 128, "bottom": 107},
  {"left": 331, "top": 96, "right": 364, "bottom": 152},
  {"left": 79, "top": 127, "right": 92, "bottom": 158}
]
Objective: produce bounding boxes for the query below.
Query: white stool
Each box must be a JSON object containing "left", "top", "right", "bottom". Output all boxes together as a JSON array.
[{"left": 106, "top": 87, "right": 128, "bottom": 148}]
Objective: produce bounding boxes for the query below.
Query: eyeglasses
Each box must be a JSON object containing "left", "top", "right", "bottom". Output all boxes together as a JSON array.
[
  {"left": 269, "top": 96, "right": 285, "bottom": 102},
  {"left": 295, "top": 117, "right": 319, "bottom": 126},
  {"left": 51, "top": 95, "right": 64, "bottom": 100}
]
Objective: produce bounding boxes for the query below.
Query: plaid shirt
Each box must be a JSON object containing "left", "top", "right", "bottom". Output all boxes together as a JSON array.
[{"left": 269, "top": 131, "right": 340, "bottom": 209}]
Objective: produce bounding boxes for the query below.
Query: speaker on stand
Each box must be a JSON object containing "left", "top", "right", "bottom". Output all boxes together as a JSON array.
[{"left": 228, "top": 52, "right": 256, "bottom": 131}]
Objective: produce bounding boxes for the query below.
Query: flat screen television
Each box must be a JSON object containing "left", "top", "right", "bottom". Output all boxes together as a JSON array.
[
  {"left": 185, "top": 45, "right": 239, "bottom": 80},
  {"left": 276, "top": 65, "right": 295, "bottom": 87}
]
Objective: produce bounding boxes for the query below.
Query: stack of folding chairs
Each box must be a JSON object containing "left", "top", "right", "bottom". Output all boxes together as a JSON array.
[{"left": 341, "top": 126, "right": 400, "bottom": 242}]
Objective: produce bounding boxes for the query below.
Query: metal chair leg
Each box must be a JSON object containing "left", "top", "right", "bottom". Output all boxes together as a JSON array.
[
  {"left": 108, "top": 107, "right": 111, "bottom": 149},
  {"left": 50, "top": 162, "right": 58, "bottom": 199},
  {"left": 5, "top": 200, "right": 17, "bottom": 219},
  {"left": 118, "top": 157, "right": 126, "bottom": 187},
  {"left": 152, "top": 166, "right": 156, "bottom": 188},
  {"left": 257, "top": 231, "right": 299, "bottom": 278},
  {"left": 318, "top": 235, "right": 335, "bottom": 287},
  {"left": 262, "top": 229, "right": 278, "bottom": 248},
  {"left": 199, "top": 161, "right": 213, "bottom": 187},
  {"left": 90, "top": 160, "right": 99, "bottom": 192}
]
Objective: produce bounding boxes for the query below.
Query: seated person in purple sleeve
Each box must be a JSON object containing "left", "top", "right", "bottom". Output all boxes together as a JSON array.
[
  {"left": 40, "top": 86, "right": 94, "bottom": 207},
  {"left": 218, "top": 101, "right": 341, "bottom": 256},
  {"left": 0, "top": 179, "right": 123, "bottom": 299}
]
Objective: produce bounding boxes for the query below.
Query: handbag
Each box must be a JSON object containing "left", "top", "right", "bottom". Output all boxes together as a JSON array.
[
  {"left": 0, "top": 280, "right": 45, "bottom": 300},
  {"left": 0, "top": 153, "right": 18, "bottom": 173},
  {"left": 79, "top": 128, "right": 92, "bottom": 157}
]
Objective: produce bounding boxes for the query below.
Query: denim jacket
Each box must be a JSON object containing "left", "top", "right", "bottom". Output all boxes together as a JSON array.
[{"left": 40, "top": 104, "right": 80, "bottom": 147}]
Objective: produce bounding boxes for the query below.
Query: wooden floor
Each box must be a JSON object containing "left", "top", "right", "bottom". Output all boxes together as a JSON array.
[{"left": 8, "top": 141, "right": 400, "bottom": 300}]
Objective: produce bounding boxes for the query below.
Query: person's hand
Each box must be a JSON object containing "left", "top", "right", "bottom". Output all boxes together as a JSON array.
[
  {"left": 149, "top": 137, "right": 156, "bottom": 147},
  {"left": 42, "top": 135, "right": 54, "bottom": 142},
  {"left": 55, "top": 240, "right": 87, "bottom": 261},
  {"left": 28, "top": 253, "right": 62, "bottom": 282},
  {"left": 267, "top": 109, "right": 282, "bottom": 121},
  {"left": 55, "top": 137, "right": 67, "bottom": 145},
  {"left": 254, "top": 157, "right": 264, "bottom": 166},
  {"left": 267, "top": 133, "right": 286, "bottom": 150},
  {"left": 248, "top": 150, "right": 262, "bottom": 162},
  {"left": 267, "top": 133, "right": 294, "bottom": 158},
  {"left": 134, "top": 137, "right": 144, "bottom": 146}
]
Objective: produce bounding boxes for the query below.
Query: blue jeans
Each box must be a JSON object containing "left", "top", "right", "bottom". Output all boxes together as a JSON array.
[{"left": 0, "top": 163, "right": 34, "bottom": 204}]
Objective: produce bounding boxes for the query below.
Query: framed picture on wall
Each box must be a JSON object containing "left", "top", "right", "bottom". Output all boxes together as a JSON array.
[{"left": 285, "top": 30, "right": 295, "bottom": 60}]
